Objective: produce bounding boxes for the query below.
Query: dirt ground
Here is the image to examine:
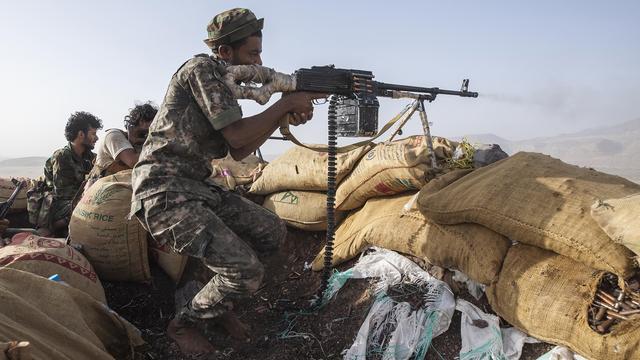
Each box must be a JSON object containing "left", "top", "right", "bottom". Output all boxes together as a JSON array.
[{"left": 103, "top": 228, "right": 553, "bottom": 360}]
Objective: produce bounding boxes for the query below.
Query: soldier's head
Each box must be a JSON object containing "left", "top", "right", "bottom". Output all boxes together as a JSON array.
[
  {"left": 64, "top": 111, "right": 103, "bottom": 150},
  {"left": 204, "top": 8, "right": 263, "bottom": 66},
  {"left": 124, "top": 101, "right": 157, "bottom": 146}
]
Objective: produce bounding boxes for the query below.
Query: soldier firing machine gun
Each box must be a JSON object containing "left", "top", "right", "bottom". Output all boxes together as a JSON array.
[{"left": 221, "top": 64, "right": 479, "bottom": 300}]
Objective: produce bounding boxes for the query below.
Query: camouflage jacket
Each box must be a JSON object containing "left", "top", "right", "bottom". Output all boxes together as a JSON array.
[
  {"left": 132, "top": 55, "right": 242, "bottom": 204},
  {"left": 44, "top": 143, "right": 96, "bottom": 201}
]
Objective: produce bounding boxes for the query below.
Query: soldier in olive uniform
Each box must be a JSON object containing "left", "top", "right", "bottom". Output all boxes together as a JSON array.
[
  {"left": 44, "top": 111, "right": 102, "bottom": 236},
  {"left": 131, "top": 8, "right": 324, "bottom": 355}
]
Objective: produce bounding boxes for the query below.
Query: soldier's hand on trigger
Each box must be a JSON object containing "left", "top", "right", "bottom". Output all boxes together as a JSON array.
[{"left": 282, "top": 92, "right": 327, "bottom": 126}]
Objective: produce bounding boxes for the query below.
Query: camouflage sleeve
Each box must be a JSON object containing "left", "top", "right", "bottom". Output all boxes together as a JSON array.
[
  {"left": 51, "top": 152, "right": 81, "bottom": 199},
  {"left": 188, "top": 60, "right": 243, "bottom": 131}
]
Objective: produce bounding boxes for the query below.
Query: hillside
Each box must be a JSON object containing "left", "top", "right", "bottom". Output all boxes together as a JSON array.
[
  {"left": 0, "top": 157, "right": 47, "bottom": 178},
  {"left": 463, "top": 118, "right": 640, "bottom": 183}
]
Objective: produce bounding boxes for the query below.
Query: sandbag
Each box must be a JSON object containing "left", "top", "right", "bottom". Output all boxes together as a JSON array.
[
  {"left": 312, "top": 192, "right": 511, "bottom": 285},
  {"left": 249, "top": 144, "right": 371, "bottom": 195},
  {"left": 0, "top": 267, "right": 144, "bottom": 360},
  {"left": 69, "top": 169, "right": 150, "bottom": 282},
  {"left": 591, "top": 193, "right": 640, "bottom": 256},
  {"left": 336, "top": 136, "right": 457, "bottom": 211},
  {"left": 418, "top": 168, "right": 474, "bottom": 196},
  {"left": 210, "top": 153, "right": 266, "bottom": 189},
  {"left": 148, "top": 235, "right": 188, "bottom": 284},
  {"left": 0, "top": 177, "right": 32, "bottom": 213},
  {"left": 263, "top": 190, "right": 346, "bottom": 231},
  {"left": 418, "top": 152, "right": 640, "bottom": 278},
  {"left": 487, "top": 244, "right": 640, "bottom": 360},
  {"left": 0, "top": 233, "right": 106, "bottom": 303}
]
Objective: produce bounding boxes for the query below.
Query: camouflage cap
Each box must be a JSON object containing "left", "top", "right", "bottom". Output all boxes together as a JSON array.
[{"left": 204, "top": 8, "right": 264, "bottom": 49}]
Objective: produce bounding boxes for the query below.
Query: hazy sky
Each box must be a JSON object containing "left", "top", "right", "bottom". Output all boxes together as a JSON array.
[{"left": 1, "top": 0, "right": 638, "bottom": 159}]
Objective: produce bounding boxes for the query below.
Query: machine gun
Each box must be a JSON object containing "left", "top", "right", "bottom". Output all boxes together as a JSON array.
[
  {"left": 291, "top": 66, "right": 477, "bottom": 137},
  {"left": 222, "top": 64, "right": 478, "bottom": 301},
  {"left": 223, "top": 64, "right": 477, "bottom": 137},
  {"left": 0, "top": 179, "right": 26, "bottom": 219}
]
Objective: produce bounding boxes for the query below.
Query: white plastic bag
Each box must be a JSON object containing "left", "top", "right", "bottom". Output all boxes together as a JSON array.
[
  {"left": 536, "top": 346, "right": 587, "bottom": 360},
  {"left": 325, "top": 248, "right": 455, "bottom": 360},
  {"left": 457, "top": 299, "right": 538, "bottom": 360}
]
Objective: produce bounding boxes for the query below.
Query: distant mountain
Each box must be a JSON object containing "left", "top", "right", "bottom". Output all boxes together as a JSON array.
[
  {"left": 0, "top": 157, "right": 47, "bottom": 178},
  {"left": 463, "top": 118, "right": 640, "bottom": 184},
  {"left": 0, "top": 157, "right": 48, "bottom": 167}
]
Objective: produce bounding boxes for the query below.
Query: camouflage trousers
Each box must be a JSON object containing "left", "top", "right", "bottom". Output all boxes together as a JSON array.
[
  {"left": 50, "top": 198, "right": 73, "bottom": 224},
  {"left": 136, "top": 188, "right": 286, "bottom": 323}
]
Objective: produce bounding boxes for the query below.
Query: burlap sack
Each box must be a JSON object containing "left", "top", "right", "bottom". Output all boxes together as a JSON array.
[
  {"left": 0, "top": 267, "right": 144, "bottom": 360},
  {"left": 312, "top": 192, "right": 510, "bottom": 284},
  {"left": 0, "top": 177, "right": 31, "bottom": 213},
  {"left": 148, "top": 235, "right": 188, "bottom": 284},
  {"left": 418, "top": 168, "right": 474, "bottom": 196},
  {"left": 418, "top": 152, "right": 640, "bottom": 278},
  {"left": 249, "top": 144, "right": 371, "bottom": 195},
  {"left": 591, "top": 193, "right": 640, "bottom": 256},
  {"left": 69, "top": 170, "right": 150, "bottom": 282},
  {"left": 263, "top": 190, "right": 346, "bottom": 231},
  {"left": 210, "top": 153, "right": 266, "bottom": 189},
  {"left": 488, "top": 244, "right": 640, "bottom": 360},
  {"left": 336, "top": 136, "right": 457, "bottom": 211},
  {"left": 0, "top": 233, "right": 106, "bottom": 303}
]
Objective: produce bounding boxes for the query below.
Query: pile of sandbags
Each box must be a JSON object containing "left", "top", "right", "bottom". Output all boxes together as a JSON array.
[
  {"left": 312, "top": 191, "right": 510, "bottom": 285},
  {"left": 414, "top": 151, "right": 640, "bottom": 358},
  {"left": 250, "top": 144, "right": 372, "bottom": 230},
  {"left": 0, "top": 267, "right": 144, "bottom": 359},
  {"left": 252, "top": 136, "right": 460, "bottom": 231},
  {"left": 0, "top": 232, "right": 106, "bottom": 303},
  {"left": 250, "top": 144, "right": 372, "bottom": 195},
  {"left": 418, "top": 152, "right": 640, "bottom": 278},
  {"left": 69, "top": 170, "right": 151, "bottom": 282}
]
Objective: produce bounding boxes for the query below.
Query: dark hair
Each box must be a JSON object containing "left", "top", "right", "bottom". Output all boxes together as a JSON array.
[
  {"left": 213, "top": 30, "right": 262, "bottom": 55},
  {"left": 64, "top": 111, "right": 103, "bottom": 141},
  {"left": 124, "top": 101, "right": 158, "bottom": 129}
]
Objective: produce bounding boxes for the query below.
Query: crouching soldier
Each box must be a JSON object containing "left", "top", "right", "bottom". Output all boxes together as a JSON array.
[{"left": 131, "top": 8, "right": 324, "bottom": 355}]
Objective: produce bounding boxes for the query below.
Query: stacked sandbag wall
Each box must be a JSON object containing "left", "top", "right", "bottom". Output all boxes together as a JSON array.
[
  {"left": 417, "top": 152, "right": 640, "bottom": 278},
  {"left": 312, "top": 191, "right": 511, "bottom": 285}
]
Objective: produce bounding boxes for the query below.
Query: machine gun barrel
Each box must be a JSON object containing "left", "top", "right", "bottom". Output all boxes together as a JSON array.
[{"left": 376, "top": 82, "right": 478, "bottom": 98}]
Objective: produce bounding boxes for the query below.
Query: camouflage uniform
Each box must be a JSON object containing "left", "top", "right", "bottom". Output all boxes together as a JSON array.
[
  {"left": 44, "top": 143, "right": 95, "bottom": 223},
  {"left": 132, "top": 9, "right": 286, "bottom": 323}
]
